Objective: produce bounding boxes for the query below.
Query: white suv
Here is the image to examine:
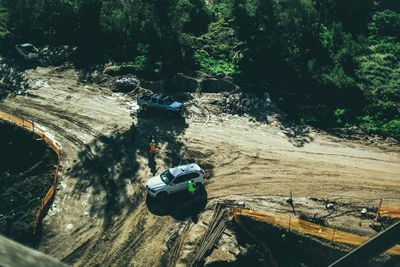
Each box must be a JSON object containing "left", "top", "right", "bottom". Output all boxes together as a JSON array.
[{"left": 146, "top": 163, "right": 205, "bottom": 198}]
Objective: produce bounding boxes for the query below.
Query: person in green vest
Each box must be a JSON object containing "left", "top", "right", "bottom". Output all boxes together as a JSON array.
[
  {"left": 188, "top": 179, "right": 196, "bottom": 195},
  {"left": 149, "top": 138, "right": 156, "bottom": 157}
]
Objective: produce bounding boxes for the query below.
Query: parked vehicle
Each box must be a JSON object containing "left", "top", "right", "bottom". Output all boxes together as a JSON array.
[
  {"left": 137, "top": 93, "right": 183, "bottom": 113},
  {"left": 145, "top": 163, "right": 205, "bottom": 198},
  {"left": 15, "top": 43, "right": 39, "bottom": 60}
]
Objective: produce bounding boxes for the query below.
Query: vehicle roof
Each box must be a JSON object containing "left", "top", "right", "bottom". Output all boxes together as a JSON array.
[
  {"left": 169, "top": 163, "right": 201, "bottom": 177},
  {"left": 152, "top": 93, "right": 170, "bottom": 100},
  {"left": 17, "top": 43, "right": 34, "bottom": 47}
]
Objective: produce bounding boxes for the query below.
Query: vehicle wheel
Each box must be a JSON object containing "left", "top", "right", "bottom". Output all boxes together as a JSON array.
[
  {"left": 195, "top": 183, "right": 204, "bottom": 190},
  {"left": 156, "top": 191, "right": 167, "bottom": 200}
]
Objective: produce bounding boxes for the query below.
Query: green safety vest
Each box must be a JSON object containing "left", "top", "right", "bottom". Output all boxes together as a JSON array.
[{"left": 188, "top": 181, "right": 196, "bottom": 192}]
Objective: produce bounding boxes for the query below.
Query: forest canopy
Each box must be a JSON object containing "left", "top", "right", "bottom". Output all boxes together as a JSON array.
[{"left": 0, "top": 0, "right": 399, "bottom": 139}]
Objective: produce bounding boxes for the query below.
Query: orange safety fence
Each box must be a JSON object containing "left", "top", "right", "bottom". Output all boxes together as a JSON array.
[
  {"left": 233, "top": 207, "right": 400, "bottom": 255},
  {"left": 0, "top": 111, "right": 61, "bottom": 233},
  {"left": 380, "top": 205, "right": 400, "bottom": 218}
]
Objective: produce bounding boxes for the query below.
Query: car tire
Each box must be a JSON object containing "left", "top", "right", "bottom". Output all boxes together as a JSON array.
[
  {"left": 156, "top": 191, "right": 167, "bottom": 199},
  {"left": 195, "top": 183, "right": 204, "bottom": 190}
]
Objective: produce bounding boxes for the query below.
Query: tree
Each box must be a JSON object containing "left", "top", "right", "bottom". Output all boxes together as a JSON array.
[
  {"left": 369, "top": 10, "right": 400, "bottom": 40},
  {"left": 0, "top": 4, "right": 9, "bottom": 41}
]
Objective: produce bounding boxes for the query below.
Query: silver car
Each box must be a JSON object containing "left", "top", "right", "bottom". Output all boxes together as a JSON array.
[
  {"left": 146, "top": 163, "right": 205, "bottom": 198},
  {"left": 15, "top": 43, "right": 39, "bottom": 60}
]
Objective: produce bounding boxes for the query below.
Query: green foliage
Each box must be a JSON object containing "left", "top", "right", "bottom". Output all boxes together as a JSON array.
[
  {"left": 0, "top": 5, "right": 8, "bottom": 38},
  {"left": 0, "top": 0, "right": 400, "bottom": 139},
  {"left": 369, "top": 10, "right": 400, "bottom": 39},
  {"left": 113, "top": 64, "right": 134, "bottom": 72},
  {"left": 334, "top": 108, "right": 352, "bottom": 127},
  {"left": 356, "top": 39, "right": 400, "bottom": 103},
  {"left": 358, "top": 116, "right": 400, "bottom": 139},
  {"left": 175, "top": 0, "right": 211, "bottom": 35},
  {"left": 193, "top": 49, "right": 239, "bottom": 75},
  {"left": 356, "top": 101, "right": 400, "bottom": 139},
  {"left": 382, "top": 120, "right": 400, "bottom": 139},
  {"left": 296, "top": 104, "right": 335, "bottom": 128},
  {"left": 134, "top": 56, "right": 148, "bottom": 69}
]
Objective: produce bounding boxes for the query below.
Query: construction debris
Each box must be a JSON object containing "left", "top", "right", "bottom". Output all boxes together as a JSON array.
[{"left": 190, "top": 203, "right": 229, "bottom": 266}]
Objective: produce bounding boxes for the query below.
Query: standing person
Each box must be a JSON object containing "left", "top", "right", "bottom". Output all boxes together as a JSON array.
[
  {"left": 149, "top": 138, "right": 156, "bottom": 157},
  {"left": 188, "top": 180, "right": 196, "bottom": 195},
  {"left": 130, "top": 122, "right": 135, "bottom": 138},
  {"left": 147, "top": 133, "right": 153, "bottom": 144}
]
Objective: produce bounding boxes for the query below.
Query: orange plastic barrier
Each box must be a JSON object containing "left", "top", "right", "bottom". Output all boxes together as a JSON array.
[
  {"left": 233, "top": 208, "right": 400, "bottom": 255},
  {"left": 0, "top": 111, "right": 61, "bottom": 233},
  {"left": 380, "top": 205, "right": 400, "bottom": 218}
]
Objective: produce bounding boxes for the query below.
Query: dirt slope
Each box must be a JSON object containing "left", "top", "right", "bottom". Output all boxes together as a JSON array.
[{"left": 0, "top": 63, "right": 399, "bottom": 266}]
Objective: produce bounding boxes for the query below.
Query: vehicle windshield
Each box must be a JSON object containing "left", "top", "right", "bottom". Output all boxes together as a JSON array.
[
  {"left": 21, "top": 45, "right": 36, "bottom": 54},
  {"left": 160, "top": 170, "right": 174, "bottom": 184},
  {"left": 164, "top": 96, "right": 173, "bottom": 105}
]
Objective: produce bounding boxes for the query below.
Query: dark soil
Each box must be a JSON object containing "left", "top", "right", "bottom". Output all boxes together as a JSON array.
[
  {"left": 223, "top": 216, "right": 399, "bottom": 267},
  {"left": 0, "top": 121, "right": 57, "bottom": 247}
]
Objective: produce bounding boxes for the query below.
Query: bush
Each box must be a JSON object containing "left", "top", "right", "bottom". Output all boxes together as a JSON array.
[
  {"left": 296, "top": 104, "right": 335, "bottom": 128},
  {"left": 358, "top": 116, "right": 400, "bottom": 140},
  {"left": 382, "top": 119, "right": 400, "bottom": 139},
  {"left": 334, "top": 108, "right": 353, "bottom": 127},
  {"left": 193, "top": 49, "right": 239, "bottom": 76}
]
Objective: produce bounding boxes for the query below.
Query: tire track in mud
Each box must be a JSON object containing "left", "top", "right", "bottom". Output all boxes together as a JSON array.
[
  {"left": 66, "top": 203, "right": 173, "bottom": 266},
  {"left": 0, "top": 104, "right": 96, "bottom": 165},
  {"left": 270, "top": 148, "right": 400, "bottom": 164},
  {"left": 8, "top": 99, "right": 102, "bottom": 137}
]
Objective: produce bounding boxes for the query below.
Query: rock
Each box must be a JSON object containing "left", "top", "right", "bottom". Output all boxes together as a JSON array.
[
  {"left": 114, "top": 77, "right": 138, "bottom": 92},
  {"left": 361, "top": 208, "right": 367, "bottom": 215},
  {"left": 116, "top": 77, "right": 138, "bottom": 87},
  {"left": 326, "top": 203, "right": 334, "bottom": 210}
]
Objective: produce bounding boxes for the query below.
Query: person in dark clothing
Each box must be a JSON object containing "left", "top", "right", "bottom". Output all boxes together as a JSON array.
[
  {"left": 130, "top": 122, "right": 135, "bottom": 138},
  {"left": 147, "top": 133, "right": 153, "bottom": 144}
]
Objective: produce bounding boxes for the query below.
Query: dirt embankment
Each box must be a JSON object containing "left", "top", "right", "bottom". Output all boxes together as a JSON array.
[
  {"left": 0, "top": 61, "right": 399, "bottom": 266},
  {"left": 0, "top": 121, "right": 57, "bottom": 247}
]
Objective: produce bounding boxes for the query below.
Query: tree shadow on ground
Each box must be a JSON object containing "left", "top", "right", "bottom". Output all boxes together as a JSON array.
[
  {"left": 0, "top": 53, "right": 32, "bottom": 101},
  {"left": 68, "top": 109, "right": 192, "bottom": 229},
  {"left": 277, "top": 122, "right": 315, "bottom": 147},
  {"left": 146, "top": 188, "right": 208, "bottom": 222},
  {"left": 68, "top": 130, "right": 142, "bottom": 228},
  {"left": 135, "top": 109, "right": 189, "bottom": 167}
]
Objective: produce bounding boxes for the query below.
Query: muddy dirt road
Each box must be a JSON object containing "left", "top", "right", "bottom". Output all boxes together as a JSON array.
[{"left": 0, "top": 63, "right": 399, "bottom": 266}]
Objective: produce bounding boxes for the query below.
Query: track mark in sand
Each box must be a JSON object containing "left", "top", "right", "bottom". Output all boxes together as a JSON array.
[
  {"left": 0, "top": 105, "right": 95, "bottom": 162},
  {"left": 271, "top": 148, "right": 400, "bottom": 164},
  {"left": 186, "top": 94, "right": 213, "bottom": 126},
  {"left": 166, "top": 222, "right": 192, "bottom": 267},
  {"left": 61, "top": 237, "right": 93, "bottom": 264}
]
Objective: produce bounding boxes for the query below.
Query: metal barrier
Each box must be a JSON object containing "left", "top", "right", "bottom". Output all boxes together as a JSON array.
[
  {"left": 0, "top": 111, "right": 61, "bottom": 233},
  {"left": 233, "top": 207, "right": 400, "bottom": 255}
]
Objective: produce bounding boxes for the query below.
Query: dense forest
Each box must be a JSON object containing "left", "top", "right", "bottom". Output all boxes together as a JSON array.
[{"left": 0, "top": 0, "right": 399, "bottom": 139}]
